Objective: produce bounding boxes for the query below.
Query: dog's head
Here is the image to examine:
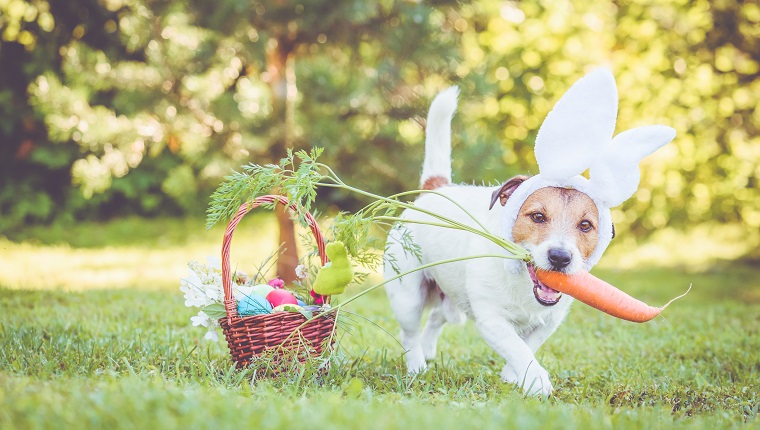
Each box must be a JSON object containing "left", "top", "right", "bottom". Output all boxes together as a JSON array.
[
  {"left": 487, "top": 68, "right": 675, "bottom": 307},
  {"left": 491, "top": 177, "right": 610, "bottom": 306}
]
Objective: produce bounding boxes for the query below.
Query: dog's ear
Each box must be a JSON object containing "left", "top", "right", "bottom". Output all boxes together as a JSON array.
[{"left": 489, "top": 175, "right": 529, "bottom": 210}]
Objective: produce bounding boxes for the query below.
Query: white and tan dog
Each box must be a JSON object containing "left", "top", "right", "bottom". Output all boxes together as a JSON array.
[{"left": 383, "top": 69, "right": 675, "bottom": 396}]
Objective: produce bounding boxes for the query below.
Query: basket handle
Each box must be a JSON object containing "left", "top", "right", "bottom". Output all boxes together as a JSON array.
[{"left": 221, "top": 195, "right": 329, "bottom": 320}]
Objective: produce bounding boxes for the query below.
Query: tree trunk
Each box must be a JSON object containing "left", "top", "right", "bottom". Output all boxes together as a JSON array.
[
  {"left": 265, "top": 36, "right": 299, "bottom": 284},
  {"left": 274, "top": 203, "right": 299, "bottom": 283}
]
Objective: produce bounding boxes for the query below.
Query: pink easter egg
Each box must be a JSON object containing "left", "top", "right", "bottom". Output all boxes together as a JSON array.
[{"left": 266, "top": 289, "right": 298, "bottom": 308}]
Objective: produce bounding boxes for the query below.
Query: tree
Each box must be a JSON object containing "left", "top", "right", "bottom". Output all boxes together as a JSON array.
[
  {"left": 1, "top": 0, "right": 139, "bottom": 230},
  {"left": 182, "top": 0, "right": 466, "bottom": 281},
  {"left": 446, "top": 0, "right": 760, "bottom": 237},
  {"left": 9, "top": 0, "right": 463, "bottom": 279},
  {"left": 3, "top": 0, "right": 758, "bottom": 258}
]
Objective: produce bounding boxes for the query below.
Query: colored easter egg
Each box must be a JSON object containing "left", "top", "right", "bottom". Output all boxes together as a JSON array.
[
  {"left": 273, "top": 304, "right": 303, "bottom": 313},
  {"left": 266, "top": 289, "right": 298, "bottom": 307},
  {"left": 237, "top": 294, "right": 273, "bottom": 316},
  {"left": 296, "top": 299, "right": 306, "bottom": 307},
  {"left": 250, "top": 284, "right": 275, "bottom": 297}
]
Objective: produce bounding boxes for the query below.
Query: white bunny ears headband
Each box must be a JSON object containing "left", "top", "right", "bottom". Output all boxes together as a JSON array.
[{"left": 499, "top": 68, "right": 676, "bottom": 269}]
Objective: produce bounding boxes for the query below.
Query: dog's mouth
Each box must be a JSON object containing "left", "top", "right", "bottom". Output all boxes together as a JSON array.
[{"left": 527, "top": 263, "right": 562, "bottom": 306}]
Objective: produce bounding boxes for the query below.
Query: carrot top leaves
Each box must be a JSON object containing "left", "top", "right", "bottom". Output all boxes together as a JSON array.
[{"left": 206, "top": 149, "right": 532, "bottom": 288}]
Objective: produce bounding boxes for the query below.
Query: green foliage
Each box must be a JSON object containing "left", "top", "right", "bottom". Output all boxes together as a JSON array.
[
  {"left": 330, "top": 210, "right": 385, "bottom": 270},
  {"left": 206, "top": 148, "right": 325, "bottom": 229},
  {"left": 1, "top": 0, "right": 463, "bottom": 234},
  {"left": 201, "top": 303, "right": 226, "bottom": 319},
  {"left": 206, "top": 148, "right": 391, "bottom": 286},
  {"left": 1, "top": 0, "right": 759, "bottom": 252},
  {"left": 451, "top": 0, "right": 760, "bottom": 236}
]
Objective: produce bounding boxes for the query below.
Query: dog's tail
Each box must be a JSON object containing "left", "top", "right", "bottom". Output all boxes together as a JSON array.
[{"left": 420, "top": 86, "right": 459, "bottom": 190}]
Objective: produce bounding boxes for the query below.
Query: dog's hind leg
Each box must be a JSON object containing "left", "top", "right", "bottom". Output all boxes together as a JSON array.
[
  {"left": 384, "top": 268, "right": 428, "bottom": 373},
  {"left": 421, "top": 289, "right": 464, "bottom": 361},
  {"left": 384, "top": 231, "right": 429, "bottom": 373},
  {"left": 420, "top": 304, "right": 445, "bottom": 361}
]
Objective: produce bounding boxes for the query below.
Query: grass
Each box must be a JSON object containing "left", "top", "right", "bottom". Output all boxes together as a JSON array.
[{"left": 0, "top": 216, "right": 758, "bottom": 429}]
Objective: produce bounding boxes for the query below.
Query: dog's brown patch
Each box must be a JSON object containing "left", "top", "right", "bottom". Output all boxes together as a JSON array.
[
  {"left": 512, "top": 187, "right": 599, "bottom": 260},
  {"left": 421, "top": 175, "right": 450, "bottom": 190}
]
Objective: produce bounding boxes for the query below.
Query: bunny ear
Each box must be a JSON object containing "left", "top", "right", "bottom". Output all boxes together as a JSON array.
[
  {"left": 535, "top": 68, "right": 618, "bottom": 180},
  {"left": 589, "top": 125, "right": 676, "bottom": 207}
]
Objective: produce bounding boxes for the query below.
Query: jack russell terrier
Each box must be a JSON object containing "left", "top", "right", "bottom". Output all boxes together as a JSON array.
[{"left": 383, "top": 68, "right": 675, "bottom": 396}]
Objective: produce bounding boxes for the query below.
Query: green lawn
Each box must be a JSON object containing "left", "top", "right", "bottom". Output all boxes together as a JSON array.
[{"left": 0, "top": 217, "right": 757, "bottom": 429}]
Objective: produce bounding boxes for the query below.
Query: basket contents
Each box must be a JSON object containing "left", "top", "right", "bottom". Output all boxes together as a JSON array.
[
  {"left": 180, "top": 257, "right": 328, "bottom": 342},
  {"left": 236, "top": 293, "right": 273, "bottom": 316},
  {"left": 311, "top": 242, "right": 353, "bottom": 296}
]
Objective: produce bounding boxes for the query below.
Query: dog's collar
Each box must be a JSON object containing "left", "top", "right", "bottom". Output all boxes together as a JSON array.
[{"left": 499, "top": 174, "right": 614, "bottom": 270}]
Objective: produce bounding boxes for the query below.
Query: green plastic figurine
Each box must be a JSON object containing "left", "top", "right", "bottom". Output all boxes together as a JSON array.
[{"left": 312, "top": 241, "right": 353, "bottom": 296}]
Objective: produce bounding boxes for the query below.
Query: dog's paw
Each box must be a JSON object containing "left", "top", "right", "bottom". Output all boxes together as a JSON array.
[
  {"left": 407, "top": 361, "right": 428, "bottom": 375},
  {"left": 421, "top": 340, "right": 437, "bottom": 362},
  {"left": 405, "top": 348, "right": 428, "bottom": 375},
  {"left": 501, "top": 362, "right": 554, "bottom": 397}
]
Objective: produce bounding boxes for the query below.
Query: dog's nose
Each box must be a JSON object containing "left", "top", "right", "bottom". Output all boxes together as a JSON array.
[{"left": 547, "top": 248, "right": 572, "bottom": 270}]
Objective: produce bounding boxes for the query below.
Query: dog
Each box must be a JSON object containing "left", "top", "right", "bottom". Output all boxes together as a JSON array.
[{"left": 383, "top": 70, "right": 675, "bottom": 397}]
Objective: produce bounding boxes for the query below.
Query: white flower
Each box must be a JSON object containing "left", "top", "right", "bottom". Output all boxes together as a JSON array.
[
  {"left": 206, "top": 256, "right": 221, "bottom": 270},
  {"left": 180, "top": 269, "right": 207, "bottom": 307},
  {"left": 181, "top": 259, "right": 225, "bottom": 308},
  {"left": 191, "top": 311, "right": 211, "bottom": 327},
  {"left": 179, "top": 257, "right": 230, "bottom": 341},
  {"left": 204, "top": 329, "right": 219, "bottom": 342},
  {"left": 295, "top": 264, "right": 309, "bottom": 279},
  {"left": 205, "top": 288, "right": 223, "bottom": 303}
]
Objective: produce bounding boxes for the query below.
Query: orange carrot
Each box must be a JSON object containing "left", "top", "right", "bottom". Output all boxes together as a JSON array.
[{"left": 536, "top": 270, "right": 690, "bottom": 323}]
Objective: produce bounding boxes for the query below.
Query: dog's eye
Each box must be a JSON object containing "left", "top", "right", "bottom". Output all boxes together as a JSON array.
[
  {"left": 529, "top": 213, "right": 546, "bottom": 223},
  {"left": 579, "top": 220, "right": 593, "bottom": 232}
]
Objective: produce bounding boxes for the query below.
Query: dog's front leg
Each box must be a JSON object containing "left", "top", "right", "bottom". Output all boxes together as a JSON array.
[
  {"left": 523, "top": 311, "right": 567, "bottom": 353},
  {"left": 474, "top": 308, "right": 554, "bottom": 397}
]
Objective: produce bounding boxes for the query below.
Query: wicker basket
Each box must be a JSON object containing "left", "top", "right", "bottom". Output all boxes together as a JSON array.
[{"left": 219, "top": 195, "right": 335, "bottom": 369}]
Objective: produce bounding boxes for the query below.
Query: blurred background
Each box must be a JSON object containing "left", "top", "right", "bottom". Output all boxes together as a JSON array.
[{"left": 1, "top": 0, "right": 758, "bottom": 275}]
